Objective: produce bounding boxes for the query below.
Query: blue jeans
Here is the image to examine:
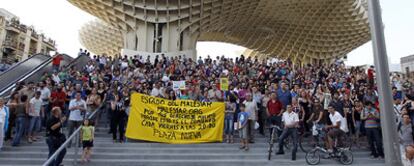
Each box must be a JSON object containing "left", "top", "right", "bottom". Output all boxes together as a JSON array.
[
  {"left": 12, "top": 117, "right": 25, "bottom": 146},
  {"left": 46, "top": 137, "right": 67, "bottom": 166},
  {"left": 28, "top": 116, "right": 41, "bottom": 134},
  {"left": 53, "top": 64, "right": 60, "bottom": 72},
  {"left": 278, "top": 128, "right": 298, "bottom": 159},
  {"left": 42, "top": 104, "right": 50, "bottom": 127},
  {"left": 224, "top": 116, "right": 234, "bottom": 135}
]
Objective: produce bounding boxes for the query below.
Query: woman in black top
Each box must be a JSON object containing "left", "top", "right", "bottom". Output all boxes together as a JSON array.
[
  {"left": 97, "top": 82, "right": 107, "bottom": 102},
  {"left": 111, "top": 94, "right": 127, "bottom": 143},
  {"left": 352, "top": 100, "right": 363, "bottom": 146},
  {"left": 121, "top": 88, "right": 130, "bottom": 115},
  {"left": 343, "top": 94, "right": 354, "bottom": 135}
]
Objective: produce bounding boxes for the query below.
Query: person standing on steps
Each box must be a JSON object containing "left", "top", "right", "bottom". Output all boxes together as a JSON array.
[
  {"left": 80, "top": 119, "right": 95, "bottom": 163},
  {"left": 68, "top": 92, "right": 87, "bottom": 148},
  {"left": 224, "top": 97, "right": 236, "bottom": 143},
  {"left": 0, "top": 98, "right": 9, "bottom": 151},
  {"left": 243, "top": 93, "right": 258, "bottom": 143},
  {"left": 276, "top": 105, "right": 299, "bottom": 161},
  {"left": 361, "top": 101, "right": 384, "bottom": 159},
  {"left": 111, "top": 94, "right": 127, "bottom": 143},
  {"left": 237, "top": 104, "right": 250, "bottom": 151},
  {"left": 12, "top": 95, "right": 28, "bottom": 146},
  {"left": 52, "top": 53, "right": 63, "bottom": 72},
  {"left": 46, "top": 107, "right": 67, "bottom": 166},
  {"left": 266, "top": 92, "right": 283, "bottom": 136},
  {"left": 28, "top": 91, "right": 43, "bottom": 144}
]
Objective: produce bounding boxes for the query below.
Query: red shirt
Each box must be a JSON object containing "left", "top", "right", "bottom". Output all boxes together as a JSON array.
[
  {"left": 52, "top": 55, "right": 63, "bottom": 65},
  {"left": 367, "top": 68, "right": 374, "bottom": 79},
  {"left": 267, "top": 99, "right": 283, "bottom": 116},
  {"left": 233, "top": 66, "right": 240, "bottom": 74},
  {"left": 51, "top": 91, "right": 66, "bottom": 109}
]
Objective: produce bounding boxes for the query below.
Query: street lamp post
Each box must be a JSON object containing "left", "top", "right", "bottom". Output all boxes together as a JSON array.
[{"left": 367, "top": 0, "right": 402, "bottom": 165}]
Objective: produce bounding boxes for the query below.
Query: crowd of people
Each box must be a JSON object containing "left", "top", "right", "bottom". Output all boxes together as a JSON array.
[{"left": 0, "top": 49, "right": 414, "bottom": 165}]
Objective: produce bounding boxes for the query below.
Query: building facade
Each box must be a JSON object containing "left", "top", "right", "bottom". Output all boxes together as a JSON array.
[
  {"left": 68, "top": 0, "right": 371, "bottom": 64},
  {"left": 401, "top": 54, "right": 414, "bottom": 77},
  {"left": 0, "top": 8, "right": 56, "bottom": 64}
]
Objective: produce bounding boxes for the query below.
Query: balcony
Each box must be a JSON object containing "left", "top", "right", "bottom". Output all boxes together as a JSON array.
[
  {"left": 31, "top": 31, "right": 39, "bottom": 39},
  {"left": 3, "top": 40, "right": 18, "bottom": 50},
  {"left": 43, "top": 38, "right": 56, "bottom": 47}
]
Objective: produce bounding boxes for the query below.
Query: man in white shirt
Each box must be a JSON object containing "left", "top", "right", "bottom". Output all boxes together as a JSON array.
[
  {"left": 38, "top": 82, "right": 51, "bottom": 124},
  {"left": 276, "top": 105, "right": 299, "bottom": 160},
  {"left": 243, "top": 94, "right": 258, "bottom": 143},
  {"left": 150, "top": 82, "right": 162, "bottom": 97},
  {"left": 67, "top": 92, "right": 87, "bottom": 148},
  {"left": 252, "top": 87, "right": 264, "bottom": 135},
  {"left": 28, "top": 91, "right": 43, "bottom": 143},
  {"left": 326, "top": 105, "right": 349, "bottom": 152}
]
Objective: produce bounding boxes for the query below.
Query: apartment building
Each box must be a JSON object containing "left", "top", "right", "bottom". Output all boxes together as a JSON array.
[{"left": 0, "top": 8, "right": 56, "bottom": 64}]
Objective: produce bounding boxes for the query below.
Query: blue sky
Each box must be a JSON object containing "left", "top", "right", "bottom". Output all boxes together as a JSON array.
[{"left": 1, "top": 0, "right": 413, "bottom": 67}]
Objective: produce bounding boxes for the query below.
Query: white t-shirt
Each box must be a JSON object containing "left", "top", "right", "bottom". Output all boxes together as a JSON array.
[
  {"left": 282, "top": 111, "right": 299, "bottom": 127},
  {"left": 0, "top": 106, "right": 7, "bottom": 124},
  {"left": 99, "top": 57, "right": 107, "bottom": 65},
  {"left": 151, "top": 88, "right": 160, "bottom": 97},
  {"left": 121, "top": 61, "right": 128, "bottom": 69},
  {"left": 329, "top": 111, "right": 349, "bottom": 133},
  {"left": 161, "top": 75, "right": 170, "bottom": 82},
  {"left": 69, "top": 99, "right": 87, "bottom": 121},
  {"left": 39, "top": 87, "right": 51, "bottom": 105},
  {"left": 52, "top": 74, "right": 60, "bottom": 83},
  {"left": 29, "top": 97, "right": 43, "bottom": 117},
  {"left": 243, "top": 101, "right": 258, "bottom": 120}
]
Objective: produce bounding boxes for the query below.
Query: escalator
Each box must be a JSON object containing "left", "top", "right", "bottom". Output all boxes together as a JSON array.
[
  {"left": 63, "top": 53, "right": 90, "bottom": 71},
  {"left": 0, "top": 54, "right": 51, "bottom": 96},
  {"left": 0, "top": 54, "right": 90, "bottom": 97},
  {"left": 21, "top": 54, "right": 74, "bottom": 87}
]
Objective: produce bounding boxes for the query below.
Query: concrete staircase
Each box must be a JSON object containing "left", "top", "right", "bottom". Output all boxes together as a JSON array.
[{"left": 0, "top": 127, "right": 386, "bottom": 166}]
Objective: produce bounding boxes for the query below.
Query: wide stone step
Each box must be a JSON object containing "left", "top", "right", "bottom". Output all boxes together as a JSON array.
[
  {"left": 0, "top": 150, "right": 375, "bottom": 158},
  {"left": 0, "top": 124, "right": 380, "bottom": 166},
  {"left": 0, "top": 158, "right": 385, "bottom": 166}
]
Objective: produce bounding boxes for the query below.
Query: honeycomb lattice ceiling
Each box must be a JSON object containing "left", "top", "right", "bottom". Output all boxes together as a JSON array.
[
  {"left": 79, "top": 20, "right": 123, "bottom": 56},
  {"left": 69, "top": 0, "right": 371, "bottom": 63}
]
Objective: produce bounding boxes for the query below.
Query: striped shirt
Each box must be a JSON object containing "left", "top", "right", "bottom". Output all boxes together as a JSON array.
[{"left": 363, "top": 108, "right": 380, "bottom": 128}]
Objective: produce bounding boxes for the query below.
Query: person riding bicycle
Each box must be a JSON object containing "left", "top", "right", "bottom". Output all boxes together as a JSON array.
[
  {"left": 307, "top": 98, "right": 327, "bottom": 144},
  {"left": 267, "top": 92, "right": 283, "bottom": 135},
  {"left": 326, "top": 105, "right": 349, "bottom": 153}
]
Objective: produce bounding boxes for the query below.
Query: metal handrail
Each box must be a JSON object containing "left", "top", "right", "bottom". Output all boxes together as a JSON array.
[{"left": 42, "top": 101, "right": 105, "bottom": 166}]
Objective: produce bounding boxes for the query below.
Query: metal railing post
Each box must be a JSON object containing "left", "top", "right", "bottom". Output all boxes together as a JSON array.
[{"left": 73, "top": 132, "right": 79, "bottom": 165}]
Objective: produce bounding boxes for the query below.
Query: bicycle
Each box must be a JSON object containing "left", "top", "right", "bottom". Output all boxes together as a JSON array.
[
  {"left": 305, "top": 145, "right": 353, "bottom": 165},
  {"left": 267, "top": 124, "right": 290, "bottom": 160},
  {"left": 305, "top": 128, "right": 353, "bottom": 165},
  {"left": 299, "top": 123, "right": 353, "bottom": 153}
]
